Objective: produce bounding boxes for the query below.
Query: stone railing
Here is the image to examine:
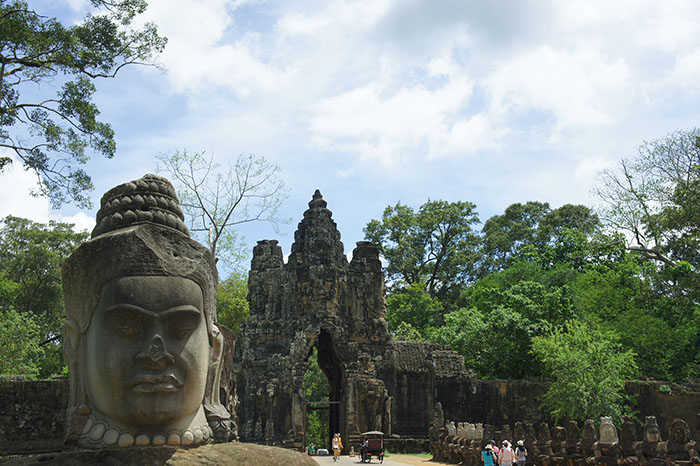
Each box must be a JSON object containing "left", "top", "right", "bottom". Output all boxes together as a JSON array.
[{"left": 429, "top": 416, "right": 700, "bottom": 466}]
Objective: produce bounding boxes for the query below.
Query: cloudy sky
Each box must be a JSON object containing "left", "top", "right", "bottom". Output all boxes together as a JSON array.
[{"left": 2, "top": 0, "right": 700, "bottom": 273}]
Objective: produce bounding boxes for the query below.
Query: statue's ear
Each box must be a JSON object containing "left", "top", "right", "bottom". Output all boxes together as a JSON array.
[
  {"left": 210, "top": 323, "right": 223, "bottom": 366},
  {"left": 63, "top": 319, "right": 88, "bottom": 444}
]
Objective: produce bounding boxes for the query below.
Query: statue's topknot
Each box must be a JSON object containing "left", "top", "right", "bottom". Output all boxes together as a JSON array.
[{"left": 92, "top": 174, "right": 188, "bottom": 238}]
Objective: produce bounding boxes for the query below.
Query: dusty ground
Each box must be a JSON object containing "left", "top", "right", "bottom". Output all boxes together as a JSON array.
[{"left": 311, "top": 453, "right": 452, "bottom": 466}]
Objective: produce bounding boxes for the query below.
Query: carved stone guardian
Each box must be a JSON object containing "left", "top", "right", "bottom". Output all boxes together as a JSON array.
[
  {"left": 62, "top": 174, "right": 232, "bottom": 449},
  {"left": 593, "top": 417, "right": 621, "bottom": 466},
  {"left": 636, "top": 417, "right": 664, "bottom": 466},
  {"left": 663, "top": 418, "right": 699, "bottom": 465}
]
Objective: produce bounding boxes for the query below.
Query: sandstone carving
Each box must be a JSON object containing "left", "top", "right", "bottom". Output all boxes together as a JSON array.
[
  {"left": 233, "top": 190, "right": 471, "bottom": 449},
  {"left": 428, "top": 415, "right": 700, "bottom": 466},
  {"left": 61, "top": 174, "right": 232, "bottom": 449}
]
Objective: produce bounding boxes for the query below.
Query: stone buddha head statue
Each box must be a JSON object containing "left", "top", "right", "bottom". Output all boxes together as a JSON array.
[{"left": 62, "top": 174, "right": 232, "bottom": 449}]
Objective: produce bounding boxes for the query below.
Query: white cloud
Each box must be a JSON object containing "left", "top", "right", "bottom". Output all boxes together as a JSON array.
[
  {"left": 0, "top": 154, "right": 96, "bottom": 232},
  {"left": 486, "top": 44, "right": 631, "bottom": 135},
  {"left": 0, "top": 155, "right": 51, "bottom": 224},
  {"left": 140, "top": 0, "right": 292, "bottom": 96}
]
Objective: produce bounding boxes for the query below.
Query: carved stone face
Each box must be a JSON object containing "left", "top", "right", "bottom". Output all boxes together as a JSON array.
[
  {"left": 83, "top": 276, "right": 209, "bottom": 428},
  {"left": 644, "top": 417, "right": 660, "bottom": 443},
  {"left": 599, "top": 417, "right": 618, "bottom": 444}
]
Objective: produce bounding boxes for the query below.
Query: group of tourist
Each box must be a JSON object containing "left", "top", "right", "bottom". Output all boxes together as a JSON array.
[
  {"left": 482, "top": 440, "right": 528, "bottom": 466},
  {"left": 429, "top": 413, "right": 700, "bottom": 466}
]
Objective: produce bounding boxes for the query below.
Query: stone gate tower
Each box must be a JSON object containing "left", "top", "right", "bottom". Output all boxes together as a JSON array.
[{"left": 233, "top": 190, "right": 471, "bottom": 450}]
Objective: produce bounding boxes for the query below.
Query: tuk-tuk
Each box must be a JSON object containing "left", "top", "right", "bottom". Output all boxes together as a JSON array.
[{"left": 359, "top": 431, "right": 384, "bottom": 463}]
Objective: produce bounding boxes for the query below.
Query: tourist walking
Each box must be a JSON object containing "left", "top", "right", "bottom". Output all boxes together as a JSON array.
[
  {"left": 332, "top": 433, "right": 342, "bottom": 461},
  {"left": 515, "top": 440, "right": 527, "bottom": 465},
  {"left": 499, "top": 440, "right": 515, "bottom": 466},
  {"left": 482, "top": 443, "right": 498, "bottom": 466}
]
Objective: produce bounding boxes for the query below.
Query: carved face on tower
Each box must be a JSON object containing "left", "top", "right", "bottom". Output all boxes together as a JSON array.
[{"left": 62, "top": 175, "right": 232, "bottom": 448}]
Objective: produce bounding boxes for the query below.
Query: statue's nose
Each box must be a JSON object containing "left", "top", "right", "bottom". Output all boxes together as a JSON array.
[{"left": 135, "top": 334, "right": 175, "bottom": 369}]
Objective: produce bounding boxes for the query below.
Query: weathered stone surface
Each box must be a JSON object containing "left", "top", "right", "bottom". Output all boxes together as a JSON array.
[
  {"left": 429, "top": 416, "right": 700, "bottom": 466},
  {"left": 233, "top": 190, "right": 471, "bottom": 450},
  {"left": 3, "top": 378, "right": 700, "bottom": 455},
  {"left": 60, "top": 174, "right": 232, "bottom": 449},
  {"left": 0, "top": 442, "right": 317, "bottom": 465}
]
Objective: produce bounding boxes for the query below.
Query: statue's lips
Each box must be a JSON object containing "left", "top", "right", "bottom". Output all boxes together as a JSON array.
[{"left": 126, "top": 374, "right": 183, "bottom": 392}]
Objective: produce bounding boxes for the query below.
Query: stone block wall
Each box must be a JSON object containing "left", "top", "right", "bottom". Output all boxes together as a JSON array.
[
  {"left": 0, "top": 378, "right": 698, "bottom": 455},
  {"left": 0, "top": 379, "right": 68, "bottom": 455}
]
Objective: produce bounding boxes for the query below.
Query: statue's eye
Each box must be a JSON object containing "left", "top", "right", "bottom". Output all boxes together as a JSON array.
[
  {"left": 113, "top": 324, "right": 141, "bottom": 339},
  {"left": 175, "top": 326, "right": 194, "bottom": 339},
  {"left": 165, "top": 314, "right": 199, "bottom": 340},
  {"left": 107, "top": 310, "right": 146, "bottom": 339}
]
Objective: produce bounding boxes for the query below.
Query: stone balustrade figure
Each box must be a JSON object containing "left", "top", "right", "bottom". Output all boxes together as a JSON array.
[
  {"left": 635, "top": 417, "right": 665, "bottom": 466},
  {"left": 582, "top": 420, "right": 598, "bottom": 466},
  {"left": 61, "top": 174, "right": 232, "bottom": 449},
  {"left": 428, "top": 415, "right": 700, "bottom": 466},
  {"left": 662, "top": 418, "right": 699, "bottom": 466},
  {"left": 526, "top": 423, "right": 538, "bottom": 461},
  {"left": 618, "top": 416, "right": 639, "bottom": 466},
  {"left": 550, "top": 426, "right": 568, "bottom": 466},
  {"left": 565, "top": 421, "right": 583, "bottom": 466},
  {"left": 592, "top": 417, "right": 621, "bottom": 466},
  {"left": 536, "top": 422, "right": 554, "bottom": 466}
]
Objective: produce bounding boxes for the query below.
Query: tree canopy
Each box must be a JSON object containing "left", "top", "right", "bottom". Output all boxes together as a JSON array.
[
  {"left": 0, "top": 0, "right": 166, "bottom": 207},
  {"left": 0, "top": 215, "right": 87, "bottom": 377},
  {"left": 364, "top": 200, "right": 480, "bottom": 305}
]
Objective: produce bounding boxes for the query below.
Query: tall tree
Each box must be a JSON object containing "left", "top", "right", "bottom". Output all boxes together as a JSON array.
[
  {"left": 0, "top": 215, "right": 87, "bottom": 377},
  {"left": 480, "top": 202, "right": 600, "bottom": 274},
  {"left": 0, "top": 0, "right": 166, "bottom": 207},
  {"left": 480, "top": 201, "right": 550, "bottom": 274},
  {"left": 156, "top": 150, "right": 287, "bottom": 272},
  {"left": 364, "top": 199, "right": 481, "bottom": 303},
  {"left": 596, "top": 128, "right": 700, "bottom": 267}
]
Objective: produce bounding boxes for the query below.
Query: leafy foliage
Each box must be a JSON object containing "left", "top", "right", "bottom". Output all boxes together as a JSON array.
[
  {"left": 364, "top": 199, "right": 480, "bottom": 309},
  {"left": 429, "top": 260, "right": 578, "bottom": 379},
  {"left": 480, "top": 202, "right": 600, "bottom": 274},
  {"left": 216, "top": 273, "right": 250, "bottom": 333},
  {"left": 385, "top": 282, "right": 443, "bottom": 335},
  {"left": 0, "top": 215, "right": 87, "bottom": 377},
  {"left": 531, "top": 320, "right": 638, "bottom": 424},
  {"left": 393, "top": 321, "right": 426, "bottom": 342},
  {"left": 304, "top": 349, "right": 331, "bottom": 448},
  {"left": 0, "top": 306, "right": 41, "bottom": 377},
  {"left": 0, "top": 0, "right": 166, "bottom": 207}
]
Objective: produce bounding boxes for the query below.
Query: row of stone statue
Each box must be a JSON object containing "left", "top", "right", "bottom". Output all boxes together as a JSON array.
[{"left": 429, "top": 415, "right": 700, "bottom": 466}]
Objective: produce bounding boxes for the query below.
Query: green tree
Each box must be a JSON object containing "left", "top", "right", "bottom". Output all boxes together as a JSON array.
[
  {"left": 480, "top": 202, "right": 600, "bottom": 274},
  {"left": 364, "top": 199, "right": 480, "bottom": 307},
  {"left": 157, "top": 150, "right": 287, "bottom": 272},
  {"left": 0, "top": 215, "right": 87, "bottom": 377},
  {"left": 429, "top": 260, "right": 578, "bottom": 379},
  {"left": 480, "top": 201, "right": 550, "bottom": 274},
  {"left": 393, "top": 321, "right": 426, "bottom": 342},
  {"left": 303, "top": 349, "right": 330, "bottom": 448},
  {"left": 385, "top": 282, "right": 443, "bottom": 335},
  {"left": 216, "top": 273, "right": 249, "bottom": 333},
  {"left": 596, "top": 128, "right": 700, "bottom": 268},
  {"left": 531, "top": 320, "right": 637, "bottom": 424},
  {"left": 0, "top": 306, "right": 41, "bottom": 377},
  {"left": 0, "top": 0, "right": 166, "bottom": 207}
]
